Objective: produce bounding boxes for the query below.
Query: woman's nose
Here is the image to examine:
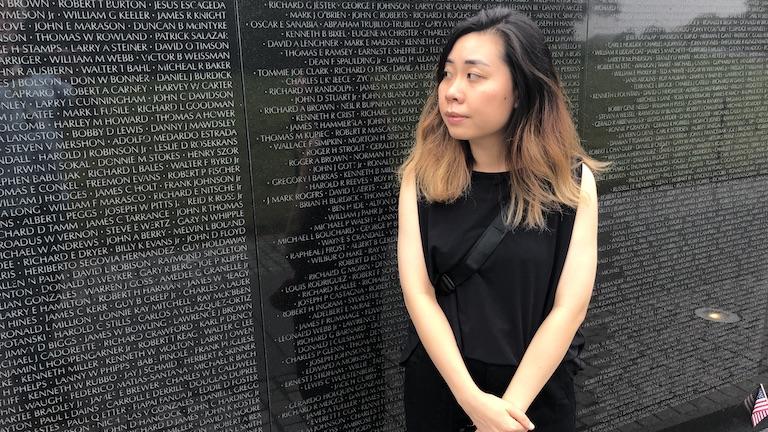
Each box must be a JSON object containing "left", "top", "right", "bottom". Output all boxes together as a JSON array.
[{"left": 445, "top": 77, "right": 464, "bottom": 102}]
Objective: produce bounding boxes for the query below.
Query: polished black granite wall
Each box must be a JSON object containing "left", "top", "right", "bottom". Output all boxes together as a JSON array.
[{"left": 1, "top": 1, "right": 767, "bottom": 431}]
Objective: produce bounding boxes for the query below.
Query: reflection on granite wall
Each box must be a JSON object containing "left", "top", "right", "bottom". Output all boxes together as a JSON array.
[
  {"left": 0, "top": 0, "right": 766, "bottom": 431},
  {"left": 580, "top": 1, "right": 768, "bottom": 429}
]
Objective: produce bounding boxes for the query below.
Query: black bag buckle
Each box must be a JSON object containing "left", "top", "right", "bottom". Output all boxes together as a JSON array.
[{"left": 437, "top": 273, "right": 455, "bottom": 296}]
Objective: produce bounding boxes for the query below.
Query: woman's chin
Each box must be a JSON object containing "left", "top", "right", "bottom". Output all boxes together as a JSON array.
[{"left": 445, "top": 129, "right": 471, "bottom": 141}]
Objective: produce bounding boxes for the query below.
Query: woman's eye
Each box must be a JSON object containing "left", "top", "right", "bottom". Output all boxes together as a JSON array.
[
  {"left": 467, "top": 73, "right": 481, "bottom": 80},
  {"left": 442, "top": 70, "right": 452, "bottom": 78}
]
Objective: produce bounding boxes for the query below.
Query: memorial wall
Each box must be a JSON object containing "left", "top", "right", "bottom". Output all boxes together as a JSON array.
[{"left": 1, "top": 0, "right": 767, "bottom": 431}]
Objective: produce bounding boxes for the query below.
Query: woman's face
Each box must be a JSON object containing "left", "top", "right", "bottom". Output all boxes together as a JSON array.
[{"left": 438, "top": 31, "right": 516, "bottom": 145}]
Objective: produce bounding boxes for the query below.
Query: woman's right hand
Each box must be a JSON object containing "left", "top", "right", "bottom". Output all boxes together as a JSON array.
[{"left": 460, "top": 389, "right": 535, "bottom": 432}]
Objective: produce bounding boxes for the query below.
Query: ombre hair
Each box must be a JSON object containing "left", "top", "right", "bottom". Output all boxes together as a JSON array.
[{"left": 399, "top": 7, "right": 611, "bottom": 231}]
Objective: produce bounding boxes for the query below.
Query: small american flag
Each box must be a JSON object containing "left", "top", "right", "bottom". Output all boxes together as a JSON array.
[
  {"left": 750, "top": 384, "right": 768, "bottom": 427},
  {"left": 746, "top": 386, "right": 759, "bottom": 413}
]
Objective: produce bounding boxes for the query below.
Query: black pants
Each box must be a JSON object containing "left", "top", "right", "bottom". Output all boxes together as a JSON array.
[{"left": 403, "top": 343, "right": 576, "bottom": 432}]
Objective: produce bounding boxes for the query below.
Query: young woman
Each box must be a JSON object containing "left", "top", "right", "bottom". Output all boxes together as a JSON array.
[{"left": 397, "top": 7, "right": 610, "bottom": 432}]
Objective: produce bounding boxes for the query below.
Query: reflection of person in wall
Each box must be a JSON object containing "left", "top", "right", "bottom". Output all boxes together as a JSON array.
[
  {"left": 270, "top": 75, "right": 384, "bottom": 428},
  {"left": 397, "top": 8, "right": 610, "bottom": 432}
]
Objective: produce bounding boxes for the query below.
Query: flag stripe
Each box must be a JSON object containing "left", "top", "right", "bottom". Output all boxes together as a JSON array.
[{"left": 751, "top": 384, "right": 768, "bottom": 427}]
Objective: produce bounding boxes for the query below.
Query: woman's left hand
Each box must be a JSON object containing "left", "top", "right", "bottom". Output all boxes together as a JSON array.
[{"left": 460, "top": 389, "right": 534, "bottom": 432}]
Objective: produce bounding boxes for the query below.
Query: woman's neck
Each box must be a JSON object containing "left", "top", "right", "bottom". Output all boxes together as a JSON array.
[{"left": 468, "top": 136, "right": 507, "bottom": 172}]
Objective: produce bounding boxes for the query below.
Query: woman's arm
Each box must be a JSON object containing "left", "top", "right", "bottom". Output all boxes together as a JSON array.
[
  {"left": 501, "top": 163, "right": 599, "bottom": 411},
  {"left": 397, "top": 169, "right": 479, "bottom": 402}
]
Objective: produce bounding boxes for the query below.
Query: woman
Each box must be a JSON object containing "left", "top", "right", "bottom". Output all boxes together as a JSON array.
[{"left": 397, "top": 7, "right": 610, "bottom": 432}]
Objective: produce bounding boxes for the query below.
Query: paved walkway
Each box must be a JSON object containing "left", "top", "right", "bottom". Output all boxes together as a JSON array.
[{"left": 656, "top": 404, "right": 753, "bottom": 432}]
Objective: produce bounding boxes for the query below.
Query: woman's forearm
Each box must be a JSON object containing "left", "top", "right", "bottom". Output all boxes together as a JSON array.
[
  {"left": 501, "top": 306, "right": 583, "bottom": 410},
  {"left": 404, "top": 292, "right": 480, "bottom": 404}
]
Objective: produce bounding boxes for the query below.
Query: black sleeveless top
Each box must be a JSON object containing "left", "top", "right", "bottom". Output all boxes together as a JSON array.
[{"left": 398, "top": 163, "right": 583, "bottom": 367}]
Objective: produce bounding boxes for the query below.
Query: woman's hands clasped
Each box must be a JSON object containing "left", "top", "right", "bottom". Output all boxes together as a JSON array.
[{"left": 459, "top": 389, "right": 535, "bottom": 432}]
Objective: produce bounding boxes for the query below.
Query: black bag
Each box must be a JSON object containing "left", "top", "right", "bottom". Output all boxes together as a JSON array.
[{"left": 435, "top": 207, "right": 586, "bottom": 377}]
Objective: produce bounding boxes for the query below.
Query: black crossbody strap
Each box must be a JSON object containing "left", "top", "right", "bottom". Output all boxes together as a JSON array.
[{"left": 437, "top": 208, "right": 509, "bottom": 295}]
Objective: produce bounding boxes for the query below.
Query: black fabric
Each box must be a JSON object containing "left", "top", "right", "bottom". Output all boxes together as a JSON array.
[
  {"left": 399, "top": 162, "right": 584, "bottom": 368},
  {"left": 403, "top": 342, "right": 576, "bottom": 432},
  {"left": 437, "top": 206, "right": 509, "bottom": 296}
]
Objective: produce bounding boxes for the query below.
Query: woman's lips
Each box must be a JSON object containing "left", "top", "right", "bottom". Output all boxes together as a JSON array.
[{"left": 444, "top": 113, "right": 467, "bottom": 125}]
